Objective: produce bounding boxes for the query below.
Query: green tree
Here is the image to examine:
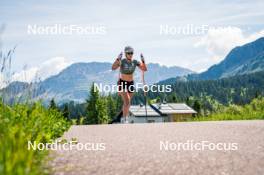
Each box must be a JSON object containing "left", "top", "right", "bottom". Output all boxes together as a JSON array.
[
  {"left": 156, "top": 96, "right": 161, "bottom": 104},
  {"left": 49, "top": 98, "right": 57, "bottom": 110},
  {"left": 107, "top": 95, "right": 117, "bottom": 120},
  {"left": 186, "top": 97, "right": 191, "bottom": 106},
  {"left": 85, "top": 83, "right": 99, "bottom": 124},
  {"left": 193, "top": 100, "right": 201, "bottom": 115},
  {"left": 62, "top": 104, "right": 70, "bottom": 120},
  {"left": 172, "top": 93, "right": 178, "bottom": 102},
  {"left": 97, "top": 97, "right": 110, "bottom": 124}
]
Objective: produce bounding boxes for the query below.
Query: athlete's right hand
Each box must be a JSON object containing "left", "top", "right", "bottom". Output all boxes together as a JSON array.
[{"left": 117, "top": 52, "right": 123, "bottom": 60}]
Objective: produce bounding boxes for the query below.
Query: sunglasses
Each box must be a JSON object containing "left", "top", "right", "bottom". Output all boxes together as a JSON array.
[{"left": 126, "top": 52, "right": 133, "bottom": 55}]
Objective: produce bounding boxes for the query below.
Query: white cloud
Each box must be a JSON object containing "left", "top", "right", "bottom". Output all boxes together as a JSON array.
[
  {"left": 195, "top": 27, "right": 264, "bottom": 62},
  {"left": 12, "top": 57, "right": 72, "bottom": 83},
  {"left": 245, "top": 30, "right": 264, "bottom": 43}
]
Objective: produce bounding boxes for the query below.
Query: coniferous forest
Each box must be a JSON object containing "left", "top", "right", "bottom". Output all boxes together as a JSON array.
[{"left": 59, "top": 71, "right": 264, "bottom": 123}]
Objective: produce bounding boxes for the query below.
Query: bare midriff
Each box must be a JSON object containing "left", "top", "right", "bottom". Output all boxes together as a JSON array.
[{"left": 120, "top": 73, "right": 134, "bottom": 82}]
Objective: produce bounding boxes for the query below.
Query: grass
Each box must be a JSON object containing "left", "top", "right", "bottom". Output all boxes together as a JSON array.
[
  {"left": 0, "top": 101, "right": 70, "bottom": 175},
  {"left": 193, "top": 97, "right": 264, "bottom": 121}
]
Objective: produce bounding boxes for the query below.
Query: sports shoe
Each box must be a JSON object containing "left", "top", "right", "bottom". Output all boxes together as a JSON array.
[
  {"left": 124, "top": 117, "right": 129, "bottom": 124},
  {"left": 120, "top": 117, "right": 129, "bottom": 124}
]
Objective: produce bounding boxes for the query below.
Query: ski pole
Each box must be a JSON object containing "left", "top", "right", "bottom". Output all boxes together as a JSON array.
[{"left": 141, "top": 54, "right": 148, "bottom": 121}]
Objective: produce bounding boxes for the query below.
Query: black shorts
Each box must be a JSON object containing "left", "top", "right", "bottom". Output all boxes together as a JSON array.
[{"left": 118, "top": 79, "right": 134, "bottom": 93}]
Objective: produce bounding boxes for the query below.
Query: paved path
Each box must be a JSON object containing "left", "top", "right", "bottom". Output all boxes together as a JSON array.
[{"left": 50, "top": 121, "right": 264, "bottom": 175}]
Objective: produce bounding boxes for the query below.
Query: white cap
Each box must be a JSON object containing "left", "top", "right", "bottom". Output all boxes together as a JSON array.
[{"left": 124, "top": 46, "right": 134, "bottom": 53}]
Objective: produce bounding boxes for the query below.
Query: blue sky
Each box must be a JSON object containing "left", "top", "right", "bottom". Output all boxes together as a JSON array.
[{"left": 1, "top": 0, "right": 264, "bottom": 82}]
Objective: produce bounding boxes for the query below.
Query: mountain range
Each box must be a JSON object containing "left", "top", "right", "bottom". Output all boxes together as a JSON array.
[
  {"left": 188, "top": 37, "right": 264, "bottom": 80},
  {"left": 0, "top": 63, "right": 194, "bottom": 104},
  {"left": 1, "top": 37, "right": 264, "bottom": 104}
]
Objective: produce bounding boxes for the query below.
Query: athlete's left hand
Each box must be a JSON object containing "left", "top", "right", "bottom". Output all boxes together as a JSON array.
[{"left": 140, "top": 53, "right": 145, "bottom": 63}]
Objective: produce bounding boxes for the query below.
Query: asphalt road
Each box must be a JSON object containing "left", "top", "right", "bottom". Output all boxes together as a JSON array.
[{"left": 50, "top": 121, "right": 264, "bottom": 175}]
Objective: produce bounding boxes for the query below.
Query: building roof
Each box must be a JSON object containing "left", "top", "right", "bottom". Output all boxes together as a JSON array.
[
  {"left": 151, "top": 103, "right": 197, "bottom": 114},
  {"left": 130, "top": 105, "right": 161, "bottom": 117}
]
